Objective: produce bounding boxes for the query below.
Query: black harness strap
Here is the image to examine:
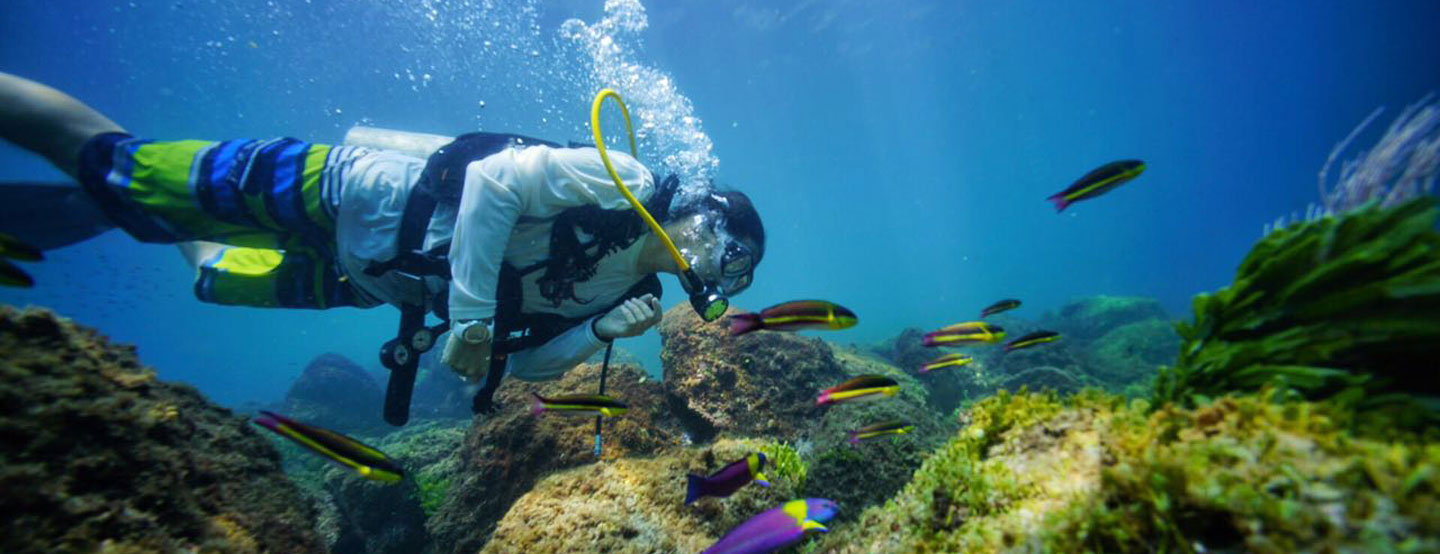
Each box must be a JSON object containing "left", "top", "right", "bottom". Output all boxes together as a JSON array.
[
  {"left": 372, "top": 131, "right": 665, "bottom": 425},
  {"left": 378, "top": 132, "right": 557, "bottom": 427}
]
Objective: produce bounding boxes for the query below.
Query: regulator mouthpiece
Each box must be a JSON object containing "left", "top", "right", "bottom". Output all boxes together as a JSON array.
[{"left": 683, "top": 269, "right": 728, "bottom": 322}]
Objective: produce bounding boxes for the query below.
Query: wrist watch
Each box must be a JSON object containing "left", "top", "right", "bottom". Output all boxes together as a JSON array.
[{"left": 454, "top": 318, "right": 494, "bottom": 344}]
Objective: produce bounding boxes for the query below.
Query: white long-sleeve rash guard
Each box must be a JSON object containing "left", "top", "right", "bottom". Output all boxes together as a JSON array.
[
  {"left": 447, "top": 145, "right": 655, "bottom": 381},
  {"left": 334, "top": 144, "right": 655, "bottom": 382}
]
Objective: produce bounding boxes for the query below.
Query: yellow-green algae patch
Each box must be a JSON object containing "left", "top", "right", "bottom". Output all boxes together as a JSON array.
[{"left": 817, "top": 389, "right": 1440, "bottom": 553}]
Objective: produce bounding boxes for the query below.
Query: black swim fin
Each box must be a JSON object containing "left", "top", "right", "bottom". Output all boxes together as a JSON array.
[{"left": 0, "top": 182, "right": 114, "bottom": 250}]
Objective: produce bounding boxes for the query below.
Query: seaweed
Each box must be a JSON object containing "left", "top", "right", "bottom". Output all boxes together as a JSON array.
[
  {"left": 1155, "top": 198, "right": 1440, "bottom": 428},
  {"left": 761, "top": 441, "right": 808, "bottom": 490}
]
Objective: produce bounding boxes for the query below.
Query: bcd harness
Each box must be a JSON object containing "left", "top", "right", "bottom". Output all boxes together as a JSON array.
[{"left": 367, "top": 132, "right": 662, "bottom": 426}]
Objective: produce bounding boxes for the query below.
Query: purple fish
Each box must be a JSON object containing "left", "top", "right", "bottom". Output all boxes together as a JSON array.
[
  {"left": 686, "top": 452, "right": 771, "bottom": 505},
  {"left": 702, "top": 498, "right": 839, "bottom": 554}
]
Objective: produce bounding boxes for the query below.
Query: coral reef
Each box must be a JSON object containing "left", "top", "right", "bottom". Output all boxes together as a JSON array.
[
  {"left": 0, "top": 306, "right": 323, "bottom": 553},
  {"left": 660, "top": 304, "right": 850, "bottom": 441},
  {"left": 284, "top": 352, "right": 387, "bottom": 434},
  {"left": 481, "top": 439, "right": 803, "bottom": 554},
  {"left": 818, "top": 389, "right": 1440, "bottom": 553},
  {"left": 1156, "top": 198, "right": 1440, "bottom": 429},
  {"left": 427, "top": 361, "right": 683, "bottom": 554}
]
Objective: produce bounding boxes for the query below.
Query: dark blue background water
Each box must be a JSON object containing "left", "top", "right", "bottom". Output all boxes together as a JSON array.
[{"left": 3, "top": 0, "right": 1438, "bottom": 408}]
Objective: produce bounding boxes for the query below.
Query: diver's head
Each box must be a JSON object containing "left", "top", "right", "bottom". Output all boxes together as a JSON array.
[{"left": 660, "top": 186, "right": 765, "bottom": 298}]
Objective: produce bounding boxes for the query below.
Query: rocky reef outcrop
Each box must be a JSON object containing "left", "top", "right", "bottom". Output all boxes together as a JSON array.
[
  {"left": 427, "top": 361, "right": 683, "bottom": 554},
  {"left": 284, "top": 352, "right": 387, "bottom": 434},
  {"left": 481, "top": 438, "right": 799, "bottom": 553},
  {"left": 817, "top": 389, "right": 1440, "bottom": 553},
  {"left": 0, "top": 306, "right": 324, "bottom": 553},
  {"left": 278, "top": 420, "right": 467, "bottom": 554},
  {"left": 659, "top": 305, "right": 850, "bottom": 442}
]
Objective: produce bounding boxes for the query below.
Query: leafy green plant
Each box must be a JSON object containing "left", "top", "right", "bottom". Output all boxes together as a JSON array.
[
  {"left": 1155, "top": 198, "right": 1440, "bottom": 427},
  {"left": 761, "top": 441, "right": 808, "bottom": 490}
]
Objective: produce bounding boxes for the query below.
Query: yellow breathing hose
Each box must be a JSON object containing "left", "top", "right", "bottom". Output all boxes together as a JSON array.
[{"left": 589, "top": 88, "right": 692, "bottom": 273}]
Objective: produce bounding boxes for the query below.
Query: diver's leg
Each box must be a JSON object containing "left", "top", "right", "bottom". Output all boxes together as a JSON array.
[{"left": 0, "top": 72, "right": 124, "bottom": 178}]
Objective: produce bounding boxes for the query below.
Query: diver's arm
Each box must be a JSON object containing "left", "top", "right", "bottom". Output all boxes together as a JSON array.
[
  {"left": 446, "top": 146, "right": 655, "bottom": 320},
  {"left": 503, "top": 316, "right": 611, "bottom": 382}
]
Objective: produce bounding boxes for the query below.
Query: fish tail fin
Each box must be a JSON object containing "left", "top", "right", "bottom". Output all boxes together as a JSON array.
[
  {"left": 684, "top": 474, "right": 706, "bottom": 505},
  {"left": 1047, "top": 193, "right": 1070, "bottom": 213},
  {"left": 728, "top": 313, "right": 762, "bottom": 335},
  {"left": 530, "top": 393, "right": 547, "bottom": 416}
]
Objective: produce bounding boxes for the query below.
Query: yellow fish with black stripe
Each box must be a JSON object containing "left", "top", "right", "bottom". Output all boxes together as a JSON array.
[
  {"left": 253, "top": 410, "right": 404, "bottom": 483},
  {"left": 1048, "top": 160, "right": 1146, "bottom": 212}
]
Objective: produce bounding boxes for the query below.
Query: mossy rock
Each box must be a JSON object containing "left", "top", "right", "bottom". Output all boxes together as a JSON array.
[
  {"left": 816, "top": 389, "right": 1440, "bottom": 553},
  {"left": 1052, "top": 296, "right": 1169, "bottom": 341},
  {"left": 1083, "top": 319, "right": 1179, "bottom": 385}
]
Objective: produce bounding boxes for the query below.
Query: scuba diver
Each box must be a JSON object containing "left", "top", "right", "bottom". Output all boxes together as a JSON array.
[{"left": 0, "top": 72, "right": 764, "bottom": 425}]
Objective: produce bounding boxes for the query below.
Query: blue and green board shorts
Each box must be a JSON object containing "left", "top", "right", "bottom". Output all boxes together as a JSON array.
[{"left": 77, "top": 132, "right": 370, "bottom": 309}]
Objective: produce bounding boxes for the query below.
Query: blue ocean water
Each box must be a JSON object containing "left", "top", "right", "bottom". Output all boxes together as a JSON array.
[{"left": 2, "top": 0, "right": 1438, "bottom": 409}]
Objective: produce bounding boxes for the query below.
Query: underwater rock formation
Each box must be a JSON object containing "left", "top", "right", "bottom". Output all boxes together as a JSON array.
[
  {"left": 817, "top": 389, "right": 1440, "bottom": 553},
  {"left": 1047, "top": 295, "right": 1169, "bottom": 342},
  {"left": 659, "top": 304, "right": 850, "bottom": 442},
  {"left": 0, "top": 306, "right": 323, "bottom": 553},
  {"left": 660, "top": 303, "right": 957, "bottom": 522},
  {"left": 281, "top": 420, "right": 467, "bottom": 554},
  {"left": 481, "top": 439, "right": 798, "bottom": 553},
  {"left": 284, "top": 352, "right": 387, "bottom": 434},
  {"left": 1080, "top": 319, "right": 1179, "bottom": 385},
  {"left": 804, "top": 351, "right": 956, "bottom": 517},
  {"left": 427, "top": 361, "right": 683, "bottom": 554}
]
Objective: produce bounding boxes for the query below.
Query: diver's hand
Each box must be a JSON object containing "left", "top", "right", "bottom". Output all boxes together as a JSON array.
[
  {"left": 593, "top": 294, "right": 663, "bottom": 341},
  {"left": 442, "top": 319, "right": 493, "bottom": 381}
]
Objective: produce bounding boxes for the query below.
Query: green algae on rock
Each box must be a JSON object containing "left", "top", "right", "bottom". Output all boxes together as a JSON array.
[
  {"left": 0, "top": 306, "right": 324, "bottom": 554},
  {"left": 1156, "top": 198, "right": 1440, "bottom": 428},
  {"left": 816, "top": 389, "right": 1440, "bottom": 553}
]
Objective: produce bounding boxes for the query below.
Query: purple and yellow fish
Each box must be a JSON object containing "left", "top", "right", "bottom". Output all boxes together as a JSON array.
[
  {"left": 685, "top": 452, "right": 771, "bottom": 505},
  {"left": 816, "top": 375, "right": 900, "bottom": 406},
  {"left": 1047, "top": 160, "right": 1146, "bottom": 212},
  {"left": 1005, "top": 330, "right": 1060, "bottom": 352},
  {"left": 729, "top": 300, "right": 858, "bottom": 336},
  {"left": 701, "top": 498, "right": 840, "bottom": 554},
  {"left": 920, "top": 353, "right": 973, "bottom": 374},
  {"left": 922, "top": 321, "right": 1005, "bottom": 347},
  {"left": 529, "top": 393, "right": 629, "bottom": 417},
  {"left": 980, "top": 298, "right": 1021, "bottom": 318},
  {"left": 253, "top": 411, "right": 404, "bottom": 484},
  {"left": 848, "top": 419, "right": 915, "bottom": 445}
]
